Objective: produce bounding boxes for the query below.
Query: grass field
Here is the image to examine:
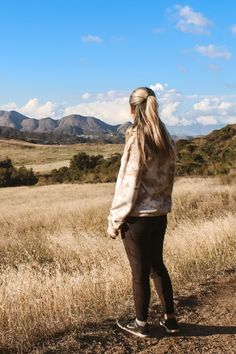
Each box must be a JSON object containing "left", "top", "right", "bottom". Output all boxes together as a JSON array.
[
  {"left": 0, "top": 139, "right": 124, "bottom": 172},
  {"left": 0, "top": 176, "right": 235, "bottom": 352}
]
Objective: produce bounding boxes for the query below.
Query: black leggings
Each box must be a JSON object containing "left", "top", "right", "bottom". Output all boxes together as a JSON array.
[{"left": 120, "top": 214, "right": 174, "bottom": 321}]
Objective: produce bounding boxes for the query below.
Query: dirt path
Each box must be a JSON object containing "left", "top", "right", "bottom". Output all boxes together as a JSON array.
[{"left": 31, "top": 269, "right": 236, "bottom": 354}]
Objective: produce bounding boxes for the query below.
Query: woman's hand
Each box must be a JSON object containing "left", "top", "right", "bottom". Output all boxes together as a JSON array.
[
  {"left": 107, "top": 220, "right": 120, "bottom": 239},
  {"left": 107, "top": 229, "right": 119, "bottom": 239}
]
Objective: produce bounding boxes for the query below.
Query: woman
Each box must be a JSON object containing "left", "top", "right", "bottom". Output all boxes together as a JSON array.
[{"left": 107, "top": 87, "right": 179, "bottom": 338}]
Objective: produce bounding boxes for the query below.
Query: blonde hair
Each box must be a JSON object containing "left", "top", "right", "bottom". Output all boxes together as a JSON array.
[{"left": 129, "top": 86, "right": 176, "bottom": 169}]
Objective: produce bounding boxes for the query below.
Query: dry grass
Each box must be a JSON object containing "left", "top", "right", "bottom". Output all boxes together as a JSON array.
[
  {"left": 24, "top": 160, "right": 71, "bottom": 173},
  {"left": 0, "top": 176, "right": 235, "bottom": 352}
]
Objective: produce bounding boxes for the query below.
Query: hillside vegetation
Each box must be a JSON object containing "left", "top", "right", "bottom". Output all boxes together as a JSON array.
[
  {"left": 37, "top": 123, "right": 236, "bottom": 184},
  {"left": 176, "top": 123, "right": 236, "bottom": 175},
  {"left": 0, "top": 124, "right": 235, "bottom": 186}
]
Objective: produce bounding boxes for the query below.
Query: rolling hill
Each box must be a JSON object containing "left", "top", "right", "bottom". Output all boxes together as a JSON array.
[
  {"left": 0, "top": 123, "right": 235, "bottom": 180},
  {"left": 176, "top": 123, "right": 236, "bottom": 175}
]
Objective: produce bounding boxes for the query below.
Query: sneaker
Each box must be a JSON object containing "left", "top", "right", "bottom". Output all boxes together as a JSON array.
[
  {"left": 116, "top": 318, "right": 150, "bottom": 338},
  {"left": 159, "top": 317, "right": 180, "bottom": 334}
]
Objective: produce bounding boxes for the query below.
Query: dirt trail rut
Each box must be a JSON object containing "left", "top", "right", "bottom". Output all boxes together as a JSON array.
[{"left": 31, "top": 269, "right": 236, "bottom": 354}]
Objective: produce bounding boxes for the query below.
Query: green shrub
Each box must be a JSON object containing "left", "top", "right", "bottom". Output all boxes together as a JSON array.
[
  {"left": 47, "top": 151, "right": 121, "bottom": 184},
  {"left": 0, "top": 158, "right": 38, "bottom": 187}
]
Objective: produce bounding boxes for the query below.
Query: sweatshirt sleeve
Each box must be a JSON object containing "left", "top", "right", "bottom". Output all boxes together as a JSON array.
[{"left": 107, "top": 132, "right": 143, "bottom": 236}]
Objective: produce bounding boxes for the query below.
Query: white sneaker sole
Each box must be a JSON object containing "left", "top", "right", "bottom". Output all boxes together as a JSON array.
[
  {"left": 116, "top": 320, "right": 149, "bottom": 338},
  {"left": 160, "top": 320, "right": 180, "bottom": 334}
]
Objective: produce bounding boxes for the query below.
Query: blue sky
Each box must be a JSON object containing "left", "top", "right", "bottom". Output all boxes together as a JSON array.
[{"left": 0, "top": 0, "right": 236, "bottom": 131}]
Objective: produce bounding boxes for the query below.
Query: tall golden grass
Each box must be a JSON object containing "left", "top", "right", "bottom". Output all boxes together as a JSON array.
[{"left": 0, "top": 177, "right": 235, "bottom": 352}]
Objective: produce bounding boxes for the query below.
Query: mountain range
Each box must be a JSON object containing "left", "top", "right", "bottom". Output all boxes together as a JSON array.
[
  {"left": 0, "top": 109, "right": 226, "bottom": 144},
  {"left": 0, "top": 110, "right": 123, "bottom": 135}
]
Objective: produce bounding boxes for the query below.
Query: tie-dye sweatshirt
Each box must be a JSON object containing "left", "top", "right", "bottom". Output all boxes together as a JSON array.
[{"left": 107, "top": 125, "right": 176, "bottom": 236}]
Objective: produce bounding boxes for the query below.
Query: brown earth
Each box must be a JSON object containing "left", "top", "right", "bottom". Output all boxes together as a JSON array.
[{"left": 29, "top": 269, "right": 236, "bottom": 354}]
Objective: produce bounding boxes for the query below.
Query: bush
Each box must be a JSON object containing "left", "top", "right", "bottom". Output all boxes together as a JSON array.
[
  {"left": 0, "top": 158, "right": 38, "bottom": 187},
  {"left": 70, "top": 152, "right": 104, "bottom": 171},
  {"left": 47, "top": 151, "right": 122, "bottom": 184}
]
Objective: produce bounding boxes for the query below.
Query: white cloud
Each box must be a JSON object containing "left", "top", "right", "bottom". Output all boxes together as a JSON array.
[
  {"left": 150, "top": 83, "right": 166, "bottom": 92},
  {"left": 231, "top": 24, "right": 236, "bottom": 35},
  {"left": 81, "top": 35, "right": 102, "bottom": 43},
  {"left": 175, "top": 5, "right": 212, "bottom": 34},
  {"left": 195, "top": 44, "right": 232, "bottom": 60},
  {"left": 0, "top": 102, "right": 19, "bottom": 111},
  {"left": 159, "top": 102, "right": 180, "bottom": 125},
  {"left": 81, "top": 92, "right": 92, "bottom": 100},
  {"left": 178, "top": 117, "right": 193, "bottom": 126},
  {"left": 65, "top": 85, "right": 189, "bottom": 126},
  {"left": 196, "top": 115, "right": 218, "bottom": 125},
  {"left": 193, "top": 97, "right": 236, "bottom": 115},
  {"left": 219, "top": 102, "right": 234, "bottom": 110},
  {"left": 64, "top": 94, "right": 130, "bottom": 123},
  {"left": 193, "top": 98, "right": 219, "bottom": 111},
  {"left": 0, "top": 98, "right": 64, "bottom": 119},
  {"left": 1, "top": 83, "right": 236, "bottom": 128}
]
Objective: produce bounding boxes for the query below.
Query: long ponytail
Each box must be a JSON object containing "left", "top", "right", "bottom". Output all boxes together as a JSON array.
[{"left": 129, "top": 87, "right": 176, "bottom": 169}]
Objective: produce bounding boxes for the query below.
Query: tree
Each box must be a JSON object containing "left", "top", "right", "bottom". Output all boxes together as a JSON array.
[{"left": 0, "top": 158, "right": 38, "bottom": 187}]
